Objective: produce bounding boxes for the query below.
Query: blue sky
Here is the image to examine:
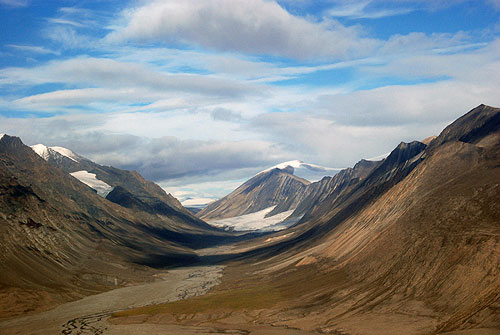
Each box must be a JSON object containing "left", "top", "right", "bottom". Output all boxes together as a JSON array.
[{"left": 1, "top": 0, "right": 500, "bottom": 204}]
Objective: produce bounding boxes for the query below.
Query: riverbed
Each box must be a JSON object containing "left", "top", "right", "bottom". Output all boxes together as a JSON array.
[{"left": 0, "top": 265, "right": 224, "bottom": 335}]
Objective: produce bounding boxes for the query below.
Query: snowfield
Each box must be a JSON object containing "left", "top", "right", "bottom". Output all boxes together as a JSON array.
[
  {"left": 31, "top": 144, "right": 52, "bottom": 160},
  {"left": 208, "top": 206, "right": 300, "bottom": 232},
  {"left": 70, "top": 170, "right": 113, "bottom": 197},
  {"left": 31, "top": 144, "right": 80, "bottom": 162},
  {"left": 50, "top": 146, "right": 79, "bottom": 162}
]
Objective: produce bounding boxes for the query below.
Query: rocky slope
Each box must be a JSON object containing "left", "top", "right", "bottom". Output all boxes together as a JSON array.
[
  {"left": 199, "top": 157, "right": 380, "bottom": 232},
  {"left": 244, "top": 104, "right": 500, "bottom": 333},
  {"left": 198, "top": 158, "right": 378, "bottom": 218},
  {"left": 0, "top": 136, "right": 230, "bottom": 317},
  {"left": 30, "top": 143, "right": 210, "bottom": 230},
  {"left": 274, "top": 158, "right": 380, "bottom": 220},
  {"left": 198, "top": 167, "right": 311, "bottom": 220},
  {"left": 114, "top": 104, "right": 500, "bottom": 335}
]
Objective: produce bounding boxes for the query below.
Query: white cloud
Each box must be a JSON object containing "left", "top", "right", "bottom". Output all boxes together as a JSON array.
[
  {"left": 0, "top": 57, "right": 263, "bottom": 110},
  {"left": 43, "top": 26, "right": 95, "bottom": 50},
  {"left": 6, "top": 44, "right": 60, "bottom": 55},
  {"left": 380, "top": 31, "right": 472, "bottom": 55},
  {"left": 360, "top": 38, "right": 500, "bottom": 83},
  {"left": 106, "top": 0, "right": 377, "bottom": 60},
  {"left": 13, "top": 88, "right": 151, "bottom": 109},
  {"left": 313, "top": 82, "right": 500, "bottom": 127},
  {"left": 0, "top": 0, "right": 28, "bottom": 7},
  {"left": 47, "top": 18, "right": 85, "bottom": 28},
  {"left": 327, "top": 1, "right": 413, "bottom": 19}
]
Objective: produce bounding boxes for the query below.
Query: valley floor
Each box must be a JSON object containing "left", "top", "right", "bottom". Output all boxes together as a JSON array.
[
  {"left": 2, "top": 241, "right": 500, "bottom": 335},
  {"left": 0, "top": 265, "right": 224, "bottom": 335}
]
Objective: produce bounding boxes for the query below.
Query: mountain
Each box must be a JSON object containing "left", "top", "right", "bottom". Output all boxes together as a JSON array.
[
  {"left": 198, "top": 159, "right": 379, "bottom": 231},
  {"left": 0, "top": 136, "right": 230, "bottom": 317},
  {"left": 259, "top": 160, "right": 342, "bottom": 182},
  {"left": 100, "top": 105, "right": 500, "bottom": 335},
  {"left": 198, "top": 166, "right": 311, "bottom": 221},
  {"left": 282, "top": 158, "right": 380, "bottom": 222},
  {"left": 223, "top": 104, "right": 500, "bottom": 334},
  {"left": 30, "top": 143, "right": 209, "bottom": 230}
]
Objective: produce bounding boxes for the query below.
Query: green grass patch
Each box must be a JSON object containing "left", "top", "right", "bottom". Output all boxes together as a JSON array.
[
  {"left": 113, "top": 283, "right": 281, "bottom": 317},
  {"left": 113, "top": 265, "right": 348, "bottom": 318}
]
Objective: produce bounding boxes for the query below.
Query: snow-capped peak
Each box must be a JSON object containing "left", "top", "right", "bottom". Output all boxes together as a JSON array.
[
  {"left": 259, "top": 160, "right": 343, "bottom": 182},
  {"left": 263, "top": 160, "right": 306, "bottom": 172},
  {"left": 0, "top": 134, "right": 4, "bottom": 140},
  {"left": 30, "top": 144, "right": 79, "bottom": 162},
  {"left": 50, "top": 146, "right": 79, "bottom": 162},
  {"left": 31, "top": 144, "right": 51, "bottom": 160}
]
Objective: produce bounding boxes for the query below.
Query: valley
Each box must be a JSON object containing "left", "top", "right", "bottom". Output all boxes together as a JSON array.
[
  {"left": 2, "top": 1, "right": 500, "bottom": 333},
  {"left": 0, "top": 265, "right": 224, "bottom": 334},
  {"left": 1, "top": 104, "right": 500, "bottom": 335}
]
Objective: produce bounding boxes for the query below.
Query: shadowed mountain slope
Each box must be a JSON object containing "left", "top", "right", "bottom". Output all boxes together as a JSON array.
[
  {"left": 30, "top": 143, "right": 211, "bottom": 230},
  {"left": 0, "top": 136, "right": 231, "bottom": 317}
]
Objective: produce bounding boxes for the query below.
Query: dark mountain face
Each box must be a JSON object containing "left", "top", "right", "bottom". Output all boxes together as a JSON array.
[
  {"left": 0, "top": 136, "right": 230, "bottom": 316},
  {"left": 31, "top": 143, "right": 211, "bottom": 230},
  {"left": 266, "top": 159, "right": 380, "bottom": 220},
  {"left": 431, "top": 104, "right": 500, "bottom": 147},
  {"left": 288, "top": 138, "right": 428, "bottom": 232},
  {"left": 198, "top": 168, "right": 310, "bottom": 220}
]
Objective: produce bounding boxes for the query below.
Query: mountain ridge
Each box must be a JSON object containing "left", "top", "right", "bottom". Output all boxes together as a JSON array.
[
  {"left": 29, "top": 142, "right": 211, "bottom": 230},
  {"left": 198, "top": 167, "right": 310, "bottom": 221},
  {"left": 0, "top": 135, "right": 232, "bottom": 317}
]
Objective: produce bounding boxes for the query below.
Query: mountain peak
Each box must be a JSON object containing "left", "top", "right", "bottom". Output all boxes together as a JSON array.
[
  {"left": 30, "top": 144, "right": 51, "bottom": 160},
  {"left": 432, "top": 104, "right": 500, "bottom": 147},
  {"left": 384, "top": 141, "right": 427, "bottom": 167},
  {"left": 0, "top": 134, "right": 25, "bottom": 150},
  {"left": 31, "top": 144, "right": 80, "bottom": 162},
  {"left": 260, "top": 160, "right": 305, "bottom": 174},
  {"left": 268, "top": 165, "right": 295, "bottom": 175},
  {"left": 259, "top": 160, "right": 342, "bottom": 182}
]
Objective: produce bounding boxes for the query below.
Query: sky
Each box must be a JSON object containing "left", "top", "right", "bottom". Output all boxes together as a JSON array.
[{"left": 1, "top": 0, "right": 499, "bottom": 205}]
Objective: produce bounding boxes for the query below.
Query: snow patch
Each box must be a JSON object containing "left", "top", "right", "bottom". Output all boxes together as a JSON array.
[
  {"left": 208, "top": 206, "right": 299, "bottom": 232},
  {"left": 31, "top": 144, "right": 51, "bottom": 160},
  {"left": 0, "top": 134, "right": 4, "bottom": 140},
  {"left": 31, "top": 144, "right": 79, "bottom": 162},
  {"left": 261, "top": 160, "right": 307, "bottom": 172},
  {"left": 70, "top": 170, "right": 113, "bottom": 197},
  {"left": 50, "top": 146, "right": 79, "bottom": 162}
]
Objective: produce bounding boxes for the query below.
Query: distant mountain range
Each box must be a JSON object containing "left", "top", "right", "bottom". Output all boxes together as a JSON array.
[
  {"left": 198, "top": 125, "right": 467, "bottom": 233},
  {"left": 198, "top": 157, "right": 380, "bottom": 231}
]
